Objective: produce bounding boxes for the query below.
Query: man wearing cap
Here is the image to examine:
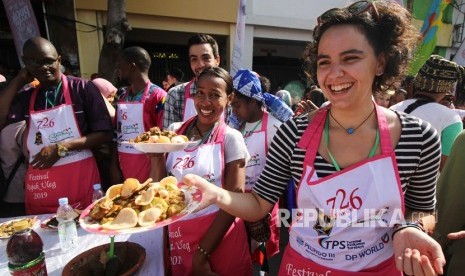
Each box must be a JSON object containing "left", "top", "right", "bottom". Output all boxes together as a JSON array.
[
  {"left": 162, "top": 34, "right": 220, "bottom": 129},
  {"left": 390, "top": 55, "right": 463, "bottom": 170}
]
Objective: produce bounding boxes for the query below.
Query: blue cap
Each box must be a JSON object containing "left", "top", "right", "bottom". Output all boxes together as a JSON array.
[
  {"left": 93, "top": 184, "right": 102, "bottom": 190},
  {"left": 58, "top": 197, "right": 68, "bottom": 205}
]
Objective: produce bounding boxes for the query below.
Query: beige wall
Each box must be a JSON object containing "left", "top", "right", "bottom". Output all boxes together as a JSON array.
[{"left": 75, "top": 0, "right": 238, "bottom": 78}]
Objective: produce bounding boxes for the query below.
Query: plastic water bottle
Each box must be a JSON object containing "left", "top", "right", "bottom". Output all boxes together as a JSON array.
[
  {"left": 92, "top": 183, "right": 104, "bottom": 202},
  {"left": 56, "top": 197, "right": 78, "bottom": 251}
]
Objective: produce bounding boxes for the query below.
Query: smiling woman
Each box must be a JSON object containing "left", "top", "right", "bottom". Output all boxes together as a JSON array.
[
  {"left": 178, "top": 1, "right": 445, "bottom": 276},
  {"left": 149, "top": 67, "right": 252, "bottom": 275}
]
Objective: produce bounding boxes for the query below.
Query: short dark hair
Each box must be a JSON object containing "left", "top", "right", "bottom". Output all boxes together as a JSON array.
[
  {"left": 188, "top": 34, "right": 219, "bottom": 59},
  {"left": 197, "top": 67, "right": 233, "bottom": 95},
  {"left": 167, "top": 67, "right": 184, "bottom": 82},
  {"left": 122, "top": 46, "right": 151, "bottom": 72}
]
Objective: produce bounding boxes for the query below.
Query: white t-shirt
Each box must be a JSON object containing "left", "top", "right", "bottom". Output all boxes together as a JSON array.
[
  {"left": 169, "top": 122, "right": 250, "bottom": 164},
  {"left": 241, "top": 113, "right": 282, "bottom": 147},
  {"left": 390, "top": 99, "right": 462, "bottom": 134}
]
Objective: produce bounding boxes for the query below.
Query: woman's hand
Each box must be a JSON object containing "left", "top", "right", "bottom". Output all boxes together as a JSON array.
[
  {"left": 447, "top": 230, "right": 465, "bottom": 240},
  {"left": 31, "top": 144, "right": 60, "bottom": 169},
  {"left": 393, "top": 227, "right": 445, "bottom": 276},
  {"left": 192, "top": 252, "right": 219, "bottom": 276},
  {"left": 183, "top": 174, "right": 223, "bottom": 211}
]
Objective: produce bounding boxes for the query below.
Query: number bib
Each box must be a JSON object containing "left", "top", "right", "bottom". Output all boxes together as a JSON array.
[
  {"left": 287, "top": 105, "right": 404, "bottom": 272},
  {"left": 25, "top": 75, "right": 98, "bottom": 214},
  {"left": 166, "top": 119, "right": 226, "bottom": 220}
]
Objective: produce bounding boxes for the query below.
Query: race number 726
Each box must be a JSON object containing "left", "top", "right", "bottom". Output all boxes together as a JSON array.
[{"left": 326, "top": 188, "right": 362, "bottom": 210}]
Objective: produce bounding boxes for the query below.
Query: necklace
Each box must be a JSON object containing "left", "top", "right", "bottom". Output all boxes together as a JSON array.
[
  {"left": 45, "top": 81, "right": 62, "bottom": 109},
  {"left": 329, "top": 107, "right": 375, "bottom": 134},
  {"left": 241, "top": 119, "right": 262, "bottom": 138}
]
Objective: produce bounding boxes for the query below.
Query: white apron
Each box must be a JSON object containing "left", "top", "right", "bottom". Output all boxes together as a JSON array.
[
  {"left": 279, "top": 104, "right": 404, "bottom": 275},
  {"left": 117, "top": 82, "right": 151, "bottom": 182},
  {"left": 25, "top": 75, "right": 98, "bottom": 214},
  {"left": 165, "top": 117, "right": 251, "bottom": 275}
]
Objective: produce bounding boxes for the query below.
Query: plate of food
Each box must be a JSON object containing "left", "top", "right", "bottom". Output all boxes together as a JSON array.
[
  {"left": 121, "top": 126, "right": 197, "bottom": 153},
  {"left": 0, "top": 216, "right": 40, "bottom": 239},
  {"left": 41, "top": 209, "right": 81, "bottom": 231},
  {"left": 79, "top": 176, "right": 202, "bottom": 235}
]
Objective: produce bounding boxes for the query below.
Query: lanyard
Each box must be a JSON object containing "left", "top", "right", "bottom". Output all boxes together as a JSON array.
[
  {"left": 45, "top": 81, "right": 62, "bottom": 109},
  {"left": 324, "top": 114, "right": 379, "bottom": 171},
  {"left": 240, "top": 119, "right": 262, "bottom": 138}
]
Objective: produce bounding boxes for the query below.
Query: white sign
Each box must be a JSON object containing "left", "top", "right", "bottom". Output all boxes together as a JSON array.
[{"left": 231, "top": 0, "right": 246, "bottom": 76}]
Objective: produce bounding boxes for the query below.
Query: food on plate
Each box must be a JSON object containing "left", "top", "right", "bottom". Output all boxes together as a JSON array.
[
  {"left": 0, "top": 217, "right": 37, "bottom": 238},
  {"left": 86, "top": 177, "right": 186, "bottom": 230},
  {"left": 129, "top": 127, "right": 188, "bottom": 144}
]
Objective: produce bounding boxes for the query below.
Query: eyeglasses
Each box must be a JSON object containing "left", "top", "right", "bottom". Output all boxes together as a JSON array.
[
  {"left": 24, "top": 57, "right": 59, "bottom": 69},
  {"left": 317, "top": 1, "right": 379, "bottom": 27}
]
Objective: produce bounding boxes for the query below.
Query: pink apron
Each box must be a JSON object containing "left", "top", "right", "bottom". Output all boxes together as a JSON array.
[
  {"left": 182, "top": 80, "right": 197, "bottom": 122},
  {"left": 243, "top": 112, "right": 280, "bottom": 258},
  {"left": 278, "top": 105, "right": 405, "bottom": 275},
  {"left": 166, "top": 117, "right": 251, "bottom": 275},
  {"left": 25, "top": 75, "right": 98, "bottom": 214},
  {"left": 117, "top": 82, "right": 151, "bottom": 182}
]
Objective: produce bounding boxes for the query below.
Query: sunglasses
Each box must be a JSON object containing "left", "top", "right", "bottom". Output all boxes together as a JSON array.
[
  {"left": 317, "top": 1, "right": 379, "bottom": 27},
  {"left": 24, "top": 57, "right": 60, "bottom": 69}
]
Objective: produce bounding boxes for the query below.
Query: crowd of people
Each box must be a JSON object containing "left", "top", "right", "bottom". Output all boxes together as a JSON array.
[{"left": 1, "top": 0, "right": 465, "bottom": 275}]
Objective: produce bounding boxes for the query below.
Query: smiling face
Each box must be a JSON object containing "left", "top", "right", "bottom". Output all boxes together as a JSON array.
[
  {"left": 22, "top": 40, "right": 61, "bottom": 86},
  {"left": 189, "top": 43, "right": 220, "bottom": 79},
  {"left": 194, "top": 74, "right": 229, "bottom": 128},
  {"left": 316, "top": 25, "right": 385, "bottom": 110}
]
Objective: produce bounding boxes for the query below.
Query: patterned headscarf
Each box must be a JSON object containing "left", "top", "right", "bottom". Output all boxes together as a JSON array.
[{"left": 233, "top": 69, "right": 293, "bottom": 122}]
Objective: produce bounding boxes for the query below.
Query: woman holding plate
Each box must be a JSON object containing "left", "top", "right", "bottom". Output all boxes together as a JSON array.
[
  {"left": 181, "top": 1, "right": 446, "bottom": 275},
  {"left": 150, "top": 67, "right": 251, "bottom": 275}
]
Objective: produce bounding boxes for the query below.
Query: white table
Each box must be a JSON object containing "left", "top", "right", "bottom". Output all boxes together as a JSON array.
[{"left": 0, "top": 214, "right": 164, "bottom": 275}]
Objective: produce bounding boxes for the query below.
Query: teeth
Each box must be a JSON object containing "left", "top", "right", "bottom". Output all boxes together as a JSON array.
[
  {"left": 200, "top": 109, "right": 212, "bottom": 115},
  {"left": 330, "top": 83, "right": 352, "bottom": 92}
]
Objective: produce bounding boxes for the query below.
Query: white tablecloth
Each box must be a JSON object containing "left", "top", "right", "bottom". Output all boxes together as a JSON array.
[{"left": 0, "top": 214, "right": 164, "bottom": 275}]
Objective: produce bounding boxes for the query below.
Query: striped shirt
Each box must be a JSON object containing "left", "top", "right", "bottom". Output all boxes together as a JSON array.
[{"left": 253, "top": 111, "right": 441, "bottom": 211}]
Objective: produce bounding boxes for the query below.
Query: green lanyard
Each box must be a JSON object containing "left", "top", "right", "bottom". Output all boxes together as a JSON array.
[
  {"left": 240, "top": 119, "right": 262, "bottom": 138},
  {"left": 324, "top": 115, "right": 379, "bottom": 171},
  {"left": 45, "top": 81, "right": 62, "bottom": 109}
]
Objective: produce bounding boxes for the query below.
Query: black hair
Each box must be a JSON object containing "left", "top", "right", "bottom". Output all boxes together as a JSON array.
[
  {"left": 122, "top": 46, "right": 151, "bottom": 72},
  {"left": 259, "top": 76, "right": 271, "bottom": 93},
  {"left": 304, "top": 1, "right": 419, "bottom": 91},
  {"left": 197, "top": 67, "right": 233, "bottom": 95},
  {"left": 187, "top": 34, "right": 219, "bottom": 59}
]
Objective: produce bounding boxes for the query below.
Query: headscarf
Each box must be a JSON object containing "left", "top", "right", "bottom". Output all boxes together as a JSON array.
[
  {"left": 276, "top": 90, "right": 292, "bottom": 107},
  {"left": 92, "top": 78, "right": 117, "bottom": 98},
  {"left": 233, "top": 69, "right": 293, "bottom": 122}
]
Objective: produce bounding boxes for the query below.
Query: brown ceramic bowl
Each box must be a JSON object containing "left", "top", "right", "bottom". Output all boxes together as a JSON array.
[{"left": 62, "top": 242, "right": 146, "bottom": 276}]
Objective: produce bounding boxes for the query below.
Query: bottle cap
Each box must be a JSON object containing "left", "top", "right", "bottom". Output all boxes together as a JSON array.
[
  {"left": 13, "top": 220, "right": 29, "bottom": 232},
  {"left": 93, "top": 184, "right": 102, "bottom": 190},
  {"left": 58, "top": 197, "right": 69, "bottom": 205}
]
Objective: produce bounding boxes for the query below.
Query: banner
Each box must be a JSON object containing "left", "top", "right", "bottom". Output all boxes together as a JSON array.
[
  {"left": 2, "top": 0, "right": 41, "bottom": 66},
  {"left": 453, "top": 40, "right": 465, "bottom": 66},
  {"left": 407, "top": 0, "right": 451, "bottom": 76},
  {"left": 231, "top": 0, "right": 246, "bottom": 77}
]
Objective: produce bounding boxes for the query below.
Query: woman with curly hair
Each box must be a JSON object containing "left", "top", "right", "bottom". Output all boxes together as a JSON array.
[{"left": 183, "top": 1, "right": 445, "bottom": 275}]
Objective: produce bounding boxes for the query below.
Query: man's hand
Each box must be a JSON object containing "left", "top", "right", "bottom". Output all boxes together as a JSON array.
[{"left": 31, "top": 144, "right": 61, "bottom": 169}]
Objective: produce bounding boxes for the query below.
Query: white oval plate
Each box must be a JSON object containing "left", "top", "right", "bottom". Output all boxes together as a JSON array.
[{"left": 121, "top": 141, "right": 197, "bottom": 153}]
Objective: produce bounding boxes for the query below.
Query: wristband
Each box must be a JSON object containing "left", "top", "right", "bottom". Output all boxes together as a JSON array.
[
  {"left": 197, "top": 245, "right": 211, "bottom": 258},
  {"left": 392, "top": 222, "right": 425, "bottom": 239}
]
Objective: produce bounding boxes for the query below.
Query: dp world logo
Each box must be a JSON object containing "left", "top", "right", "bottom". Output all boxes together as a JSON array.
[{"left": 296, "top": 235, "right": 304, "bottom": 246}]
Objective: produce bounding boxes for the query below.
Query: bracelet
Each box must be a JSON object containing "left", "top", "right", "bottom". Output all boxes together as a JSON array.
[
  {"left": 392, "top": 222, "right": 425, "bottom": 239},
  {"left": 197, "top": 245, "right": 211, "bottom": 258}
]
